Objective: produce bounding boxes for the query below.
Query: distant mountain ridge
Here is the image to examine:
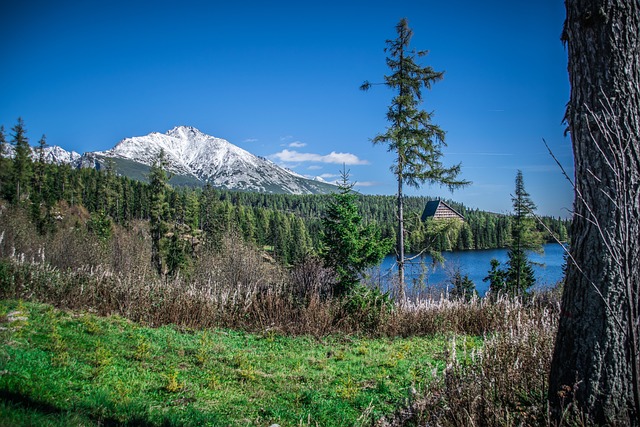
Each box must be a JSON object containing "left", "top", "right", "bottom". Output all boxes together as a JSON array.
[
  {"left": 2, "top": 144, "right": 81, "bottom": 165},
  {"left": 3, "top": 126, "right": 337, "bottom": 195}
]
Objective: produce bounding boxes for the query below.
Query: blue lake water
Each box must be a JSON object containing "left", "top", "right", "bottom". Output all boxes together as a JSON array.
[{"left": 373, "top": 243, "right": 567, "bottom": 295}]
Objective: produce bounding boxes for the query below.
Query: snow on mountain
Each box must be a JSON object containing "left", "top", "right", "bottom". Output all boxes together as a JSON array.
[
  {"left": 1, "top": 144, "right": 81, "bottom": 165},
  {"left": 92, "top": 126, "right": 336, "bottom": 194},
  {"left": 42, "top": 146, "right": 82, "bottom": 165}
]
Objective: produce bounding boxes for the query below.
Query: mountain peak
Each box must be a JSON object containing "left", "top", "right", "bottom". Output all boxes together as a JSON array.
[
  {"left": 86, "top": 127, "right": 337, "bottom": 195},
  {"left": 166, "top": 125, "right": 206, "bottom": 139}
]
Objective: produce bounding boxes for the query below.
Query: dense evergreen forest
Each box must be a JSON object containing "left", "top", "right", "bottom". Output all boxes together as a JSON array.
[{"left": 0, "top": 123, "right": 570, "bottom": 267}]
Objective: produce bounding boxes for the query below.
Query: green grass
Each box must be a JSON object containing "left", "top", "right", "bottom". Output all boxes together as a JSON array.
[{"left": 0, "top": 300, "right": 481, "bottom": 426}]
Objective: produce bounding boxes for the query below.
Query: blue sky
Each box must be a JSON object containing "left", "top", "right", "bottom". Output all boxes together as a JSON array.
[{"left": 1, "top": 0, "right": 573, "bottom": 217}]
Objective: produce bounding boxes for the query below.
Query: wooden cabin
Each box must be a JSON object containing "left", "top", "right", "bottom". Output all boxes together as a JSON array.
[{"left": 421, "top": 200, "right": 464, "bottom": 222}]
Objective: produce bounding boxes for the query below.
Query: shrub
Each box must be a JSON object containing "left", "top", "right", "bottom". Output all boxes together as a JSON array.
[{"left": 342, "top": 284, "right": 393, "bottom": 333}]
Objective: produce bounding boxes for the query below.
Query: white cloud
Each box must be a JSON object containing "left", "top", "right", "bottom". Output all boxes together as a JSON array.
[
  {"left": 445, "top": 152, "right": 513, "bottom": 156},
  {"left": 319, "top": 173, "right": 339, "bottom": 179},
  {"left": 288, "top": 141, "right": 306, "bottom": 148},
  {"left": 307, "top": 165, "right": 323, "bottom": 170},
  {"left": 270, "top": 149, "right": 369, "bottom": 165},
  {"left": 243, "top": 138, "right": 258, "bottom": 143},
  {"left": 354, "top": 181, "right": 379, "bottom": 187}
]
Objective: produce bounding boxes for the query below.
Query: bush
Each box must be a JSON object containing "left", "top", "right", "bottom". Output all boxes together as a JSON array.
[
  {"left": 342, "top": 284, "right": 393, "bottom": 333},
  {"left": 287, "top": 254, "right": 336, "bottom": 303}
]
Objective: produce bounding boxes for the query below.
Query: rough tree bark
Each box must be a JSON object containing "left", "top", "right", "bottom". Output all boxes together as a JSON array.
[{"left": 549, "top": 1, "right": 640, "bottom": 425}]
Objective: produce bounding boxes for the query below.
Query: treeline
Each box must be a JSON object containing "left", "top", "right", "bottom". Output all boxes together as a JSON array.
[
  {"left": 197, "top": 191, "right": 570, "bottom": 251},
  {"left": 0, "top": 119, "right": 570, "bottom": 267}
]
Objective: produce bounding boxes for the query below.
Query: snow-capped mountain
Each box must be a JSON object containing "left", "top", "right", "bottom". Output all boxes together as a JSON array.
[
  {"left": 41, "top": 146, "right": 82, "bottom": 165},
  {"left": 2, "top": 126, "right": 336, "bottom": 194},
  {"left": 85, "top": 126, "right": 336, "bottom": 194},
  {"left": 1, "top": 143, "right": 81, "bottom": 165}
]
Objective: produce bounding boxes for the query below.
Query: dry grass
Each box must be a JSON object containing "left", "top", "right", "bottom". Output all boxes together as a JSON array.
[{"left": 379, "top": 296, "right": 560, "bottom": 426}]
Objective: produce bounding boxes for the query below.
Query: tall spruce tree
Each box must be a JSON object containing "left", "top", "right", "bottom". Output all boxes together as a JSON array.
[
  {"left": 507, "top": 170, "right": 543, "bottom": 294},
  {"left": 361, "top": 18, "right": 468, "bottom": 300},
  {"left": 320, "top": 168, "right": 393, "bottom": 296},
  {"left": 149, "top": 150, "right": 169, "bottom": 275},
  {"left": 33, "top": 134, "right": 47, "bottom": 197},
  {"left": 0, "top": 125, "right": 6, "bottom": 160},
  {"left": 0, "top": 125, "right": 7, "bottom": 196},
  {"left": 485, "top": 171, "right": 542, "bottom": 296},
  {"left": 10, "top": 118, "right": 32, "bottom": 203}
]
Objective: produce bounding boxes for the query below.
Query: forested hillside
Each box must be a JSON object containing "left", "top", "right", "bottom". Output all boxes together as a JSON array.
[{"left": 0, "top": 124, "right": 569, "bottom": 267}]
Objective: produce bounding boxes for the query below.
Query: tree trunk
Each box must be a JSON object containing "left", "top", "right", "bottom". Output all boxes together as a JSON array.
[
  {"left": 549, "top": 1, "right": 640, "bottom": 425},
  {"left": 397, "top": 167, "right": 405, "bottom": 301}
]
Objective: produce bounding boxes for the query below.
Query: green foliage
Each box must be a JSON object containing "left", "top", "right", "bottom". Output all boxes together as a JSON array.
[
  {"left": 485, "top": 172, "right": 543, "bottom": 297},
  {"left": 165, "top": 229, "right": 191, "bottom": 277},
  {"left": 182, "top": 190, "right": 200, "bottom": 230},
  {"left": 484, "top": 258, "right": 507, "bottom": 294},
  {"left": 484, "top": 248, "right": 537, "bottom": 298},
  {"left": 0, "top": 126, "right": 10, "bottom": 199},
  {"left": 320, "top": 170, "right": 393, "bottom": 296},
  {"left": 87, "top": 210, "right": 113, "bottom": 240},
  {"left": 148, "top": 150, "right": 170, "bottom": 275},
  {"left": 506, "top": 171, "right": 542, "bottom": 295},
  {"left": 505, "top": 247, "right": 536, "bottom": 295},
  {"left": 408, "top": 216, "right": 463, "bottom": 254},
  {"left": 511, "top": 170, "right": 544, "bottom": 252},
  {"left": 0, "top": 125, "right": 6, "bottom": 161},
  {"left": 163, "top": 368, "right": 184, "bottom": 392},
  {"left": 449, "top": 271, "right": 477, "bottom": 301},
  {"left": 342, "top": 284, "right": 393, "bottom": 331},
  {"left": 10, "top": 118, "right": 33, "bottom": 204},
  {"left": 32, "top": 134, "right": 47, "bottom": 200}
]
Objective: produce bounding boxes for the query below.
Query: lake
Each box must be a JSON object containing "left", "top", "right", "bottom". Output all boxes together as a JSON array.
[{"left": 373, "top": 243, "right": 567, "bottom": 296}]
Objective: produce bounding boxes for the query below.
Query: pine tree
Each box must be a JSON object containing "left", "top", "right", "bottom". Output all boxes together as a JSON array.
[
  {"left": 361, "top": 18, "right": 468, "bottom": 300},
  {"left": 484, "top": 171, "right": 542, "bottom": 297},
  {"left": 97, "top": 159, "right": 117, "bottom": 215},
  {"left": 10, "top": 118, "right": 32, "bottom": 203},
  {"left": 0, "top": 125, "right": 6, "bottom": 160},
  {"left": 290, "top": 215, "right": 311, "bottom": 263},
  {"left": 33, "top": 134, "right": 47, "bottom": 196},
  {"left": 269, "top": 212, "right": 291, "bottom": 264},
  {"left": 507, "top": 170, "right": 543, "bottom": 295},
  {"left": 149, "top": 150, "right": 169, "bottom": 275},
  {"left": 505, "top": 247, "right": 536, "bottom": 295},
  {"left": 183, "top": 191, "right": 200, "bottom": 231},
  {"left": 0, "top": 125, "right": 8, "bottom": 196},
  {"left": 484, "top": 258, "right": 507, "bottom": 294},
  {"left": 320, "top": 168, "right": 393, "bottom": 296},
  {"left": 166, "top": 230, "right": 190, "bottom": 277},
  {"left": 450, "top": 271, "right": 477, "bottom": 302}
]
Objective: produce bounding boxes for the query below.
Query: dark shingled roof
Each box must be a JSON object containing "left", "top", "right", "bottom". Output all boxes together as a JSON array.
[{"left": 421, "top": 200, "right": 464, "bottom": 221}]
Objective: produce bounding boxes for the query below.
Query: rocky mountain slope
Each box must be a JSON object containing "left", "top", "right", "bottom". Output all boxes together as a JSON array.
[{"left": 86, "top": 126, "right": 335, "bottom": 194}]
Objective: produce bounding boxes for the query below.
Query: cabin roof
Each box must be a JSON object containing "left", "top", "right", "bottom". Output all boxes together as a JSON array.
[{"left": 421, "top": 200, "right": 464, "bottom": 221}]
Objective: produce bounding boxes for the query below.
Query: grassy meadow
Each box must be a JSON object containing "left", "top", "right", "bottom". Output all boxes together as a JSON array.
[{"left": 0, "top": 300, "right": 480, "bottom": 426}]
